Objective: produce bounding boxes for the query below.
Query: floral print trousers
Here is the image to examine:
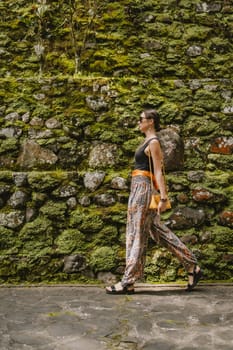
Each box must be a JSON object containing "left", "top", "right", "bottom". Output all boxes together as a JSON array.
[{"left": 121, "top": 175, "right": 197, "bottom": 287}]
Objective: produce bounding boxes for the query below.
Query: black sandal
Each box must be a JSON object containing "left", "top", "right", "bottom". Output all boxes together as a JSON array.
[
  {"left": 106, "top": 284, "right": 135, "bottom": 295},
  {"left": 185, "top": 266, "right": 202, "bottom": 292}
]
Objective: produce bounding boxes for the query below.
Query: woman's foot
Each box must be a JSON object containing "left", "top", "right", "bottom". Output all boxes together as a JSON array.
[
  {"left": 186, "top": 265, "right": 202, "bottom": 292},
  {"left": 105, "top": 282, "right": 135, "bottom": 295}
]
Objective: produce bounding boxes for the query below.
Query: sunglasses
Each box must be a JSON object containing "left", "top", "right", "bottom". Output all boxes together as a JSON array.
[
  {"left": 139, "top": 116, "right": 151, "bottom": 123},
  {"left": 139, "top": 116, "right": 146, "bottom": 123}
]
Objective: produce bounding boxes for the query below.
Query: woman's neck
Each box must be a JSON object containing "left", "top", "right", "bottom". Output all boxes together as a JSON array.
[{"left": 144, "top": 131, "right": 156, "bottom": 141}]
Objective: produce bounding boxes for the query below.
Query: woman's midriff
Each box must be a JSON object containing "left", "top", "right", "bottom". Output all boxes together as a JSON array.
[{"left": 132, "top": 169, "right": 158, "bottom": 189}]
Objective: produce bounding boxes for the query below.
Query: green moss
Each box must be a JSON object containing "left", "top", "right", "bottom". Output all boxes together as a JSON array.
[
  {"left": 66, "top": 205, "right": 82, "bottom": 223},
  {"left": 31, "top": 192, "right": 48, "bottom": 207},
  {"left": 55, "top": 229, "right": 86, "bottom": 254},
  {"left": 69, "top": 207, "right": 105, "bottom": 233},
  {"left": 183, "top": 25, "right": 212, "bottom": 41},
  {"left": 89, "top": 246, "right": 116, "bottom": 273},
  {"left": 31, "top": 104, "right": 52, "bottom": 119},
  {"left": 185, "top": 116, "right": 218, "bottom": 136},
  {"left": 184, "top": 149, "right": 206, "bottom": 170},
  {"left": 18, "top": 216, "right": 54, "bottom": 257},
  {"left": 168, "top": 173, "right": 189, "bottom": 188},
  {"left": 99, "top": 130, "right": 123, "bottom": 143},
  {"left": 212, "top": 226, "right": 233, "bottom": 248},
  {"left": 207, "top": 154, "right": 233, "bottom": 171},
  {"left": 39, "top": 201, "right": 67, "bottom": 220},
  {"left": 0, "top": 171, "right": 13, "bottom": 182},
  {"left": 158, "top": 102, "right": 180, "bottom": 123},
  {"left": 46, "top": 53, "right": 75, "bottom": 75},
  {"left": 103, "top": 169, "right": 130, "bottom": 186},
  {"left": 194, "top": 90, "right": 222, "bottom": 111},
  {"left": 0, "top": 257, "right": 18, "bottom": 278},
  {"left": 79, "top": 213, "right": 104, "bottom": 233},
  {"left": 0, "top": 138, "right": 18, "bottom": 154},
  {"left": 86, "top": 123, "right": 110, "bottom": 139},
  {"left": 28, "top": 172, "right": 66, "bottom": 192},
  {"left": 0, "top": 226, "right": 18, "bottom": 254},
  {"left": 90, "top": 60, "right": 111, "bottom": 73},
  {"left": 19, "top": 216, "right": 53, "bottom": 239},
  {"left": 144, "top": 248, "right": 175, "bottom": 282},
  {"left": 87, "top": 225, "right": 118, "bottom": 249},
  {"left": 101, "top": 203, "right": 127, "bottom": 225},
  {"left": 224, "top": 185, "right": 233, "bottom": 210},
  {"left": 204, "top": 171, "right": 231, "bottom": 188},
  {"left": 122, "top": 137, "right": 143, "bottom": 155}
]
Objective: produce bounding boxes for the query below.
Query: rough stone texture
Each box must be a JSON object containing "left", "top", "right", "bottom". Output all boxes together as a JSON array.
[
  {"left": 7, "top": 190, "right": 28, "bottom": 209},
  {"left": 17, "top": 141, "right": 58, "bottom": 169},
  {"left": 84, "top": 172, "right": 105, "bottom": 192},
  {"left": 0, "top": 211, "right": 25, "bottom": 229},
  {"left": 94, "top": 193, "right": 116, "bottom": 206},
  {"left": 0, "top": 285, "right": 233, "bottom": 350},
  {"left": 13, "top": 172, "right": 28, "bottom": 187},
  {"left": 210, "top": 136, "right": 233, "bottom": 155},
  {"left": 88, "top": 144, "right": 118, "bottom": 169},
  {"left": 111, "top": 176, "right": 128, "bottom": 190},
  {"left": 63, "top": 255, "right": 86, "bottom": 274},
  {"left": 168, "top": 208, "right": 206, "bottom": 229},
  {"left": 0, "top": 0, "right": 232, "bottom": 283},
  {"left": 158, "top": 128, "right": 184, "bottom": 171},
  {"left": 219, "top": 211, "right": 233, "bottom": 228}
]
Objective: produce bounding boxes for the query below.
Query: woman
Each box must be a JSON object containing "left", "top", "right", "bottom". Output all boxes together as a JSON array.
[{"left": 106, "top": 109, "right": 202, "bottom": 294}]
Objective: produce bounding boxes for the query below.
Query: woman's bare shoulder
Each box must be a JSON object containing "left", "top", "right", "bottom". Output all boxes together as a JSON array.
[
  {"left": 150, "top": 137, "right": 159, "bottom": 143},
  {"left": 149, "top": 138, "right": 160, "bottom": 147}
]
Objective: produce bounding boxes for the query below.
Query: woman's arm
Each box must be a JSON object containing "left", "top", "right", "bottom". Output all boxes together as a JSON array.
[{"left": 147, "top": 140, "right": 168, "bottom": 213}]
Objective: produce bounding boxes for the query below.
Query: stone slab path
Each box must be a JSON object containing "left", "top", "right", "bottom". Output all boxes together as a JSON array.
[{"left": 0, "top": 284, "right": 233, "bottom": 350}]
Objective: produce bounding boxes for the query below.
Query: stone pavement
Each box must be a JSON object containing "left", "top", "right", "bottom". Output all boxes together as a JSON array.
[{"left": 0, "top": 283, "right": 233, "bottom": 350}]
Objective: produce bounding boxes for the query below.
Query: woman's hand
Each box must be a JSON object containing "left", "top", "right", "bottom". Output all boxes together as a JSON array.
[{"left": 157, "top": 199, "right": 167, "bottom": 214}]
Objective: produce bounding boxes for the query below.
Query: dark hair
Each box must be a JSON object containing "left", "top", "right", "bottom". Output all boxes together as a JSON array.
[{"left": 143, "top": 109, "right": 161, "bottom": 131}]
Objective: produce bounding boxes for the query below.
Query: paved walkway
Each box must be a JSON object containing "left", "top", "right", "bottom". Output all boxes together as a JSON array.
[{"left": 0, "top": 283, "right": 233, "bottom": 350}]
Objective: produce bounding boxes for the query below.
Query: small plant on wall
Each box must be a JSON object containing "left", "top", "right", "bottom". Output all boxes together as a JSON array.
[
  {"left": 60, "top": 0, "right": 104, "bottom": 75},
  {"left": 34, "top": 0, "right": 49, "bottom": 76}
]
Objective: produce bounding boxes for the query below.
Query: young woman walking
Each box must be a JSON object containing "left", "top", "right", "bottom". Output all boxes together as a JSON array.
[{"left": 106, "top": 109, "right": 202, "bottom": 294}]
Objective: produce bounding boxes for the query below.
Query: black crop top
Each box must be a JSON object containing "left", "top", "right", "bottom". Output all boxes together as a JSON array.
[{"left": 134, "top": 137, "right": 158, "bottom": 173}]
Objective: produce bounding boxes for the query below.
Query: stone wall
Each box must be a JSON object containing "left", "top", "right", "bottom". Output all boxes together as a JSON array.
[{"left": 0, "top": 0, "right": 232, "bottom": 283}]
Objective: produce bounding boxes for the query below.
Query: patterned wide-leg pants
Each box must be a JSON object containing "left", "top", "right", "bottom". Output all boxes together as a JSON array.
[{"left": 121, "top": 175, "right": 197, "bottom": 287}]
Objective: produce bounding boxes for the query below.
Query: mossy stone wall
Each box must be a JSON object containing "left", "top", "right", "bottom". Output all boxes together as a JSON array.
[{"left": 0, "top": 0, "right": 232, "bottom": 284}]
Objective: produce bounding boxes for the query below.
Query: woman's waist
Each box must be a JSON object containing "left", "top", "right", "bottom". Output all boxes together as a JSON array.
[{"left": 132, "top": 169, "right": 158, "bottom": 188}]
